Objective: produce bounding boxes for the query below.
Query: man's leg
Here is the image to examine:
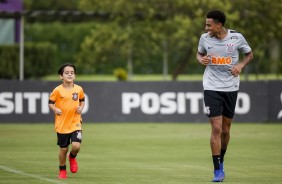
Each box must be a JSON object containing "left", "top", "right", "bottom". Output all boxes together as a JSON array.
[
  {"left": 210, "top": 116, "right": 225, "bottom": 182},
  {"left": 210, "top": 116, "right": 222, "bottom": 171},
  {"left": 221, "top": 116, "right": 232, "bottom": 163}
]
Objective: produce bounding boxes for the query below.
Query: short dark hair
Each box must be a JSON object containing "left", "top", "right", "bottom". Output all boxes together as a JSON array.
[
  {"left": 58, "top": 63, "right": 76, "bottom": 75},
  {"left": 206, "top": 10, "right": 226, "bottom": 26}
]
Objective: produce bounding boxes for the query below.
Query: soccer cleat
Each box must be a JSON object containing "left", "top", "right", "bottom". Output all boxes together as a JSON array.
[
  {"left": 212, "top": 169, "right": 224, "bottom": 182},
  {"left": 58, "top": 170, "right": 67, "bottom": 179},
  {"left": 220, "top": 162, "right": 225, "bottom": 179},
  {"left": 68, "top": 154, "right": 78, "bottom": 173}
]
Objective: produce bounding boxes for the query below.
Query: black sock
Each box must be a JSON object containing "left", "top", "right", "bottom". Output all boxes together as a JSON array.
[
  {"left": 220, "top": 149, "right": 226, "bottom": 163},
  {"left": 70, "top": 152, "right": 77, "bottom": 158},
  {"left": 59, "top": 165, "right": 66, "bottom": 171},
  {"left": 212, "top": 155, "right": 220, "bottom": 171}
]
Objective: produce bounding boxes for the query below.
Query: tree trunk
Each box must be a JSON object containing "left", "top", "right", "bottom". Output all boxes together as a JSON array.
[{"left": 172, "top": 47, "right": 192, "bottom": 80}]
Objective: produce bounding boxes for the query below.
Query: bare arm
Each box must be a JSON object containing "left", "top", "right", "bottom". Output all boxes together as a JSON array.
[
  {"left": 231, "top": 51, "right": 254, "bottom": 77},
  {"left": 49, "top": 103, "right": 62, "bottom": 115},
  {"left": 196, "top": 52, "right": 210, "bottom": 66},
  {"left": 76, "top": 101, "right": 85, "bottom": 114}
]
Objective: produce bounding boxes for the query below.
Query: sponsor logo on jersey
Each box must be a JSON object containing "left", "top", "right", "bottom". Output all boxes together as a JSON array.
[
  {"left": 231, "top": 36, "right": 238, "bottom": 40},
  {"left": 210, "top": 56, "right": 232, "bottom": 65}
]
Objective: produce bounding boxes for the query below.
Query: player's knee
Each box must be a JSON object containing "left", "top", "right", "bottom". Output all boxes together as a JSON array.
[
  {"left": 212, "top": 124, "right": 222, "bottom": 135},
  {"left": 71, "top": 143, "right": 81, "bottom": 152},
  {"left": 221, "top": 130, "right": 230, "bottom": 139},
  {"left": 60, "top": 147, "right": 68, "bottom": 153}
]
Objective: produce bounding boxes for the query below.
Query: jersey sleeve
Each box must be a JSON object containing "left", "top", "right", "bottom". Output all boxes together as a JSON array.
[
  {"left": 238, "top": 34, "right": 252, "bottom": 54},
  {"left": 198, "top": 34, "right": 207, "bottom": 54},
  {"left": 79, "top": 87, "right": 85, "bottom": 102},
  {"left": 49, "top": 88, "right": 59, "bottom": 104}
]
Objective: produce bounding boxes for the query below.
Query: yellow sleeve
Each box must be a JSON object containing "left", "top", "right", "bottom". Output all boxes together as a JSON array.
[
  {"left": 79, "top": 88, "right": 85, "bottom": 101},
  {"left": 49, "top": 88, "right": 59, "bottom": 103}
]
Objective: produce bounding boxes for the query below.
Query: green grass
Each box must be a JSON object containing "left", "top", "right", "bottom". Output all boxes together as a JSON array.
[
  {"left": 42, "top": 74, "right": 282, "bottom": 81},
  {"left": 0, "top": 123, "right": 282, "bottom": 184}
]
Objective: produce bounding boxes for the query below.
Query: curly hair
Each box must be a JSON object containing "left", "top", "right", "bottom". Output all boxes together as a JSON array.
[{"left": 206, "top": 10, "right": 226, "bottom": 26}]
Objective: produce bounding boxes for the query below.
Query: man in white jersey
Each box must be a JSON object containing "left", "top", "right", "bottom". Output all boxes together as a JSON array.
[{"left": 196, "top": 10, "right": 253, "bottom": 182}]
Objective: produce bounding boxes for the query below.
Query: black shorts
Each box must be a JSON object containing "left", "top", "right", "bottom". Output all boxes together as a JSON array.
[
  {"left": 204, "top": 90, "right": 238, "bottom": 119},
  {"left": 57, "top": 130, "right": 82, "bottom": 148}
]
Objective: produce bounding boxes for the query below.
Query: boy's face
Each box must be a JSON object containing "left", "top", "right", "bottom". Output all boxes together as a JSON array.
[{"left": 60, "top": 66, "right": 76, "bottom": 82}]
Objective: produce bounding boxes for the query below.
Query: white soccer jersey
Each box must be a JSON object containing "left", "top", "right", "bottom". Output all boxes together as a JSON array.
[{"left": 198, "top": 29, "right": 252, "bottom": 91}]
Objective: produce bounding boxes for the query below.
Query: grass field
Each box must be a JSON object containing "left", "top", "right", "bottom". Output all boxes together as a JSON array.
[{"left": 0, "top": 123, "right": 282, "bottom": 184}]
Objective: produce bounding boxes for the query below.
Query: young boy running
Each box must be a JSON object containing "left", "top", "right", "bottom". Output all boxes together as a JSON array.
[{"left": 49, "top": 63, "right": 85, "bottom": 179}]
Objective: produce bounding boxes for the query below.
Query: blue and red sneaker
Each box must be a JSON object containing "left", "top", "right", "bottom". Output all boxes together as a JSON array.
[
  {"left": 212, "top": 169, "right": 224, "bottom": 182},
  {"left": 220, "top": 162, "right": 225, "bottom": 180}
]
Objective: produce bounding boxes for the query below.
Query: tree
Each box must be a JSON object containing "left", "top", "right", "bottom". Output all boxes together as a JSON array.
[
  {"left": 229, "top": 0, "right": 282, "bottom": 76},
  {"left": 77, "top": 0, "right": 237, "bottom": 79},
  {"left": 24, "top": 0, "right": 282, "bottom": 78},
  {"left": 24, "top": 0, "right": 79, "bottom": 11}
]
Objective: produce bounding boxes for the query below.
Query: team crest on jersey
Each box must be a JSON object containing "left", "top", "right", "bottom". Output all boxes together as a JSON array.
[
  {"left": 72, "top": 92, "right": 78, "bottom": 101},
  {"left": 226, "top": 43, "right": 235, "bottom": 53}
]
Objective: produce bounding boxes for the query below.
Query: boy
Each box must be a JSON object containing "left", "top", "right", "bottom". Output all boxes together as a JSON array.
[{"left": 49, "top": 63, "right": 85, "bottom": 179}]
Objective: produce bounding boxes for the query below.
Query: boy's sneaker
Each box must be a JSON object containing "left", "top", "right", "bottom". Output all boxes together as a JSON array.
[
  {"left": 220, "top": 162, "right": 225, "bottom": 179},
  {"left": 68, "top": 154, "right": 78, "bottom": 173},
  {"left": 58, "top": 170, "right": 67, "bottom": 179},
  {"left": 212, "top": 169, "right": 224, "bottom": 182}
]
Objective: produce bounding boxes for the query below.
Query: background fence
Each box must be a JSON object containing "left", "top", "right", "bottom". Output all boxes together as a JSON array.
[{"left": 0, "top": 80, "right": 281, "bottom": 123}]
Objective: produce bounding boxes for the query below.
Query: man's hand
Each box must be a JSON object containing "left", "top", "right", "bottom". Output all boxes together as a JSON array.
[
  {"left": 197, "top": 52, "right": 210, "bottom": 66},
  {"left": 231, "top": 63, "right": 244, "bottom": 77}
]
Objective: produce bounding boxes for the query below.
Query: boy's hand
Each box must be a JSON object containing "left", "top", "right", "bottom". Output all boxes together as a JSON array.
[
  {"left": 55, "top": 108, "right": 62, "bottom": 116},
  {"left": 77, "top": 106, "right": 83, "bottom": 114}
]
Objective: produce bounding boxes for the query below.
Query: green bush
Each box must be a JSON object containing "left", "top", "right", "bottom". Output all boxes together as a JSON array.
[
  {"left": 113, "top": 67, "right": 128, "bottom": 81},
  {"left": 0, "top": 42, "right": 57, "bottom": 79},
  {"left": 0, "top": 45, "right": 19, "bottom": 79}
]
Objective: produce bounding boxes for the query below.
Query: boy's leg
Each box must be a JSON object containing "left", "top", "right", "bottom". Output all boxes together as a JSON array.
[
  {"left": 59, "top": 147, "right": 69, "bottom": 166},
  {"left": 69, "top": 142, "right": 80, "bottom": 173},
  {"left": 69, "top": 130, "right": 82, "bottom": 173},
  {"left": 58, "top": 147, "right": 68, "bottom": 179},
  {"left": 70, "top": 141, "right": 81, "bottom": 156},
  {"left": 57, "top": 132, "right": 71, "bottom": 179}
]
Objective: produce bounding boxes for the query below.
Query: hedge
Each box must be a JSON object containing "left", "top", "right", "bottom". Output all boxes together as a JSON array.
[{"left": 0, "top": 42, "right": 57, "bottom": 79}]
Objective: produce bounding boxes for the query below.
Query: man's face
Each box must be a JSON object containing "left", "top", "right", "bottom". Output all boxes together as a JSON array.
[{"left": 205, "top": 18, "right": 222, "bottom": 37}]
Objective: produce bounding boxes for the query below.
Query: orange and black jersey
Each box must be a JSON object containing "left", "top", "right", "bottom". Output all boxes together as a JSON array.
[{"left": 49, "top": 84, "right": 85, "bottom": 133}]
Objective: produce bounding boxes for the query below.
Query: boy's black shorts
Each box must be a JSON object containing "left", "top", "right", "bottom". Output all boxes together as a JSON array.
[
  {"left": 57, "top": 130, "right": 82, "bottom": 148},
  {"left": 204, "top": 90, "right": 238, "bottom": 119}
]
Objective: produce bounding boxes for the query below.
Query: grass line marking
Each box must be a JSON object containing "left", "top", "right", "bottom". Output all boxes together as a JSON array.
[{"left": 0, "top": 165, "right": 65, "bottom": 184}]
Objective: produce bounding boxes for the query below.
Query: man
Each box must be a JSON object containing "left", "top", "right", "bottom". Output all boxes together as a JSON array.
[{"left": 196, "top": 10, "right": 253, "bottom": 182}]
